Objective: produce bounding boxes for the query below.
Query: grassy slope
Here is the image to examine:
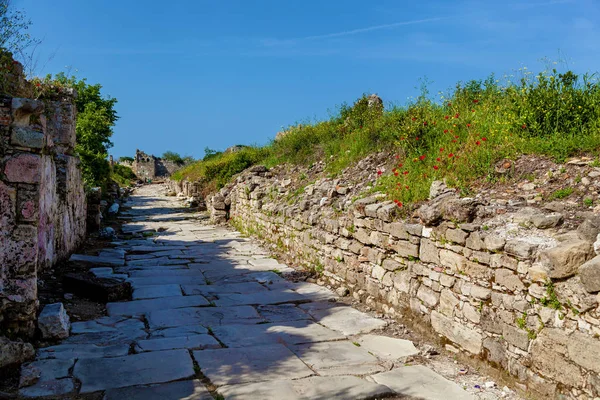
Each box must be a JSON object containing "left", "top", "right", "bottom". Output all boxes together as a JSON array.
[{"left": 174, "top": 68, "right": 600, "bottom": 205}]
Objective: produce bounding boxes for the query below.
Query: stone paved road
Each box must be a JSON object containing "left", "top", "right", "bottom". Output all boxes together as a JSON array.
[{"left": 21, "top": 184, "right": 506, "bottom": 399}]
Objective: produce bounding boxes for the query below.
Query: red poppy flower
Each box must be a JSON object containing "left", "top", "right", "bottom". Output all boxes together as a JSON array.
[
  {"left": 412, "top": 117, "right": 417, "bottom": 121},
  {"left": 448, "top": 153, "right": 454, "bottom": 158},
  {"left": 415, "top": 137, "right": 419, "bottom": 141},
  {"left": 377, "top": 170, "right": 382, "bottom": 176},
  {"left": 467, "top": 123, "right": 471, "bottom": 128},
  {"left": 403, "top": 171, "right": 409, "bottom": 175},
  {"left": 443, "top": 129, "right": 448, "bottom": 133},
  {"left": 394, "top": 171, "right": 399, "bottom": 176},
  {"left": 405, "top": 185, "right": 409, "bottom": 189},
  {"left": 423, "top": 122, "right": 428, "bottom": 126},
  {"left": 448, "top": 102, "right": 452, "bottom": 106},
  {"left": 482, "top": 137, "right": 487, "bottom": 141},
  {"left": 396, "top": 202, "right": 403, "bottom": 208},
  {"left": 433, "top": 165, "right": 439, "bottom": 170},
  {"left": 395, "top": 155, "right": 400, "bottom": 159},
  {"left": 473, "top": 99, "right": 479, "bottom": 103},
  {"left": 454, "top": 135, "right": 459, "bottom": 139},
  {"left": 436, "top": 157, "right": 441, "bottom": 162},
  {"left": 444, "top": 115, "right": 449, "bottom": 120},
  {"left": 398, "top": 163, "right": 403, "bottom": 167},
  {"left": 452, "top": 139, "right": 457, "bottom": 143},
  {"left": 419, "top": 155, "right": 426, "bottom": 161},
  {"left": 471, "top": 109, "right": 475, "bottom": 112},
  {"left": 440, "top": 148, "right": 444, "bottom": 152},
  {"left": 476, "top": 141, "right": 481, "bottom": 145},
  {"left": 522, "top": 124, "right": 527, "bottom": 129},
  {"left": 454, "top": 113, "right": 460, "bottom": 118}
]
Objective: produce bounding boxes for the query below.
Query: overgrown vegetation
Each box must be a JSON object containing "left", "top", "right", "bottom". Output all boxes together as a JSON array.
[
  {"left": 144, "top": 67, "right": 600, "bottom": 206},
  {"left": 162, "top": 151, "right": 194, "bottom": 165},
  {"left": 110, "top": 164, "right": 137, "bottom": 187}
]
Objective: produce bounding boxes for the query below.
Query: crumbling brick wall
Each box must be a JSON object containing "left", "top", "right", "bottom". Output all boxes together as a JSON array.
[{"left": 0, "top": 94, "right": 85, "bottom": 338}]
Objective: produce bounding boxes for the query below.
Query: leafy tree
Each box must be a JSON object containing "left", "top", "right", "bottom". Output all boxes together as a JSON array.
[
  {"left": 203, "top": 147, "right": 222, "bottom": 161},
  {"left": 53, "top": 73, "right": 119, "bottom": 187},
  {"left": 0, "top": 0, "right": 39, "bottom": 55},
  {"left": 162, "top": 151, "right": 184, "bottom": 164},
  {"left": 118, "top": 156, "right": 134, "bottom": 163}
]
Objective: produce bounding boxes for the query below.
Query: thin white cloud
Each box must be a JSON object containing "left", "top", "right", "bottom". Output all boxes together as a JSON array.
[{"left": 262, "top": 17, "right": 449, "bottom": 46}]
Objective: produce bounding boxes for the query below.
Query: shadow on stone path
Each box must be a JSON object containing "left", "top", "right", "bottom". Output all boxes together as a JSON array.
[{"left": 20, "top": 184, "right": 476, "bottom": 400}]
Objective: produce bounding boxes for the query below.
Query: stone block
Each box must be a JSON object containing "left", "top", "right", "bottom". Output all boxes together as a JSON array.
[
  {"left": 4, "top": 153, "right": 41, "bottom": 183},
  {"left": 484, "top": 235, "right": 505, "bottom": 251},
  {"left": 417, "top": 286, "right": 439, "bottom": 308},
  {"left": 38, "top": 303, "right": 70, "bottom": 339},
  {"left": 490, "top": 253, "right": 518, "bottom": 270},
  {"left": 419, "top": 238, "right": 439, "bottom": 264},
  {"left": 446, "top": 229, "right": 468, "bottom": 245},
  {"left": 387, "top": 222, "right": 409, "bottom": 239},
  {"left": 494, "top": 269, "right": 525, "bottom": 292},
  {"left": 463, "top": 261, "right": 493, "bottom": 280},
  {"left": 395, "top": 240, "right": 419, "bottom": 258},
  {"left": 0, "top": 337, "right": 35, "bottom": 368},
  {"left": 430, "top": 311, "right": 482, "bottom": 354},
  {"left": 382, "top": 258, "right": 401, "bottom": 271},
  {"left": 505, "top": 239, "right": 536, "bottom": 259},
  {"left": 11, "top": 127, "right": 44, "bottom": 149},
  {"left": 483, "top": 338, "right": 507, "bottom": 369},
  {"left": 579, "top": 255, "right": 600, "bottom": 293},
  {"left": 376, "top": 202, "right": 397, "bottom": 222},
  {"left": 439, "top": 289, "right": 459, "bottom": 316},
  {"left": 439, "top": 249, "right": 466, "bottom": 271},
  {"left": 16, "top": 186, "right": 39, "bottom": 222},
  {"left": 364, "top": 203, "right": 382, "bottom": 218},
  {"left": 541, "top": 240, "right": 593, "bottom": 279},
  {"left": 501, "top": 323, "right": 529, "bottom": 351},
  {"left": 462, "top": 302, "right": 480, "bottom": 323},
  {"left": 531, "top": 329, "right": 583, "bottom": 387},
  {"left": 465, "top": 231, "right": 484, "bottom": 250}
]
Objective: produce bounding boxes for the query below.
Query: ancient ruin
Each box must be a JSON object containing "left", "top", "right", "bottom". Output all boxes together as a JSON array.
[{"left": 129, "top": 149, "right": 180, "bottom": 181}]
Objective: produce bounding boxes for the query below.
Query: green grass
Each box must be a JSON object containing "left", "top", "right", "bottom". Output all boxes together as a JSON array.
[
  {"left": 549, "top": 187, "right": 574, "bottom": 200},
  {"left": 110, "top": 164, "right": 137, "bottom": 187},
  {"left": 174, "top": 67, "right": 600, "bottom": 206}
]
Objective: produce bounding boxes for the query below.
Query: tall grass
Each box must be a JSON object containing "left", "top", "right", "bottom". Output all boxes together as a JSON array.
[{"left": 174, "top": 68, "right": 600, "bottom": 205}]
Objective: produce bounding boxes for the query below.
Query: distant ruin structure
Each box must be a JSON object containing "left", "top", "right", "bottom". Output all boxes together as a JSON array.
[{"left": 131, "top": 149, "right": 180, "bottom": 180}]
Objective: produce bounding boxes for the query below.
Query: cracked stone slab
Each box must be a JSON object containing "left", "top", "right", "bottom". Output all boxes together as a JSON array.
[
  {"left": 69, "top": 254, "right": 125, "bottom": 267},
  {"left": 63, "top": 328, "right": 147, "bottom": 346},
  {"left": 306, "top": 306, "right": 387, "bottom": 335},
  {"left": 256, "top": 304, "right": 312, "bottom": 322},
  {"left": 107, "top": 295, "right": 210, "bottom": 316},
  {"left": 356, "top": 334, "right": 419, "bottom": 361},
  {"left": 147, "top": 306, "right": 263, "bottom": 329},
  {"left": 104, "top": 380, "right": 213, "bottom": 400},
  {"left": 19, "top": 359, "right": 75, "bottom": 399},
  {"left": 181, "top": 282, "right": 268, "bottom": 296},
  {"left": 74, "top": 349, "right": 195, "bottom": 393},
  {"left": 218, "top": 375, "right": 395, "bottom": 400},
  {"left": 127, "top": 257, "right": 189, "bottom": 266},
  {"left": 149, "top": 325, "right": 209, "bottom": 338},
  {"left": 193, "top": 344, "right": 313, "bottom": 386},
  {"left": 128, "top": 276, "right": 207, "bottom": 287},
  {"left": 128, "top": 269, "right": 205, "bottom": 278},
  {"left": 210, "top": 320, "right": 345, "bottom": 348},
  {"left": 213, "top": 289, "right": 309, "bottom": 307},
  {"left": 290, "top": 341, "right": 385, "bottom": 376},
  {"left": 248, "top": 258, "right": 281, "bottom": 267},
  {"left": 135, "top": 334, "right": 221, "bottom": 352},
  {"left": 132, "top": 284, "right": 182, "bottom": 300},
  {"left": 371, "top": 365, "right": 475, "bottom": 400},
  {"left": 71, "top": 316, "right": 144, "bottom": 334},
  {"left": 37, "top": 343, "right": 130, "bottom": 360}
]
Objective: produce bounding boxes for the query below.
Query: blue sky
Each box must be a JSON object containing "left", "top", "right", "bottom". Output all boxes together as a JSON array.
[{"left": 16, "top": 0, "right": 600, "bottom": 159}]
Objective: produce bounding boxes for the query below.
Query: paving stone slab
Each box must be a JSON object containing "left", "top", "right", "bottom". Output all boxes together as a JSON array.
[
  {"left": 75, "top": 349, "right": 195, "bottom": 393},
  {"left": 128, "top": 269, "right": 205, "bottom": 278},
  {"left": 257, "top": 304, "right": 312, "bottom": 322},
  {"left": 71, "top": 316, "right": 144, "bottom": 334},
  {"left": 37, "top": 344, "right": 129, "bottom": 360},
  {"left": 211, "top": 320, "right": 345, "bottom": 348},
  {"left": 64, "top": 328, "right": 147, "bottom": 346},
  {"left": 307, "top": 306, "right": 387, "bottom": 335},
  {"left": 90, "top": 267, "right": 114, "bottom": 277},
  {"left": 218, "top": 375, "right": 395, "bottom": 400},
  {"left": 69, "top": 254, "right": 125, "bottom": 267},
  {"left": 182, "top": 282, "right": 267, "bottom": 297},
  {"left": 136, "top": 334, "right": 220, "bottom": 352},
  {"left": 19, "top": 358, "right": 75, "bottom": 398},
  {"left": 289, "top": 282, "right": 338, "bottom": 301},
  {"left": 127, "top": 257, "right": 188, "bottom": 266},
  {"left": 149, "top": 325, "right": 209, "bottom": 338},
  {"left": 290, "top": 341, "right": 385, "bottom": 376},
  {"left": 129, "top": 245, "right": 188, "bottom": 253},
  {"left": 128, "top": 276, "right": 207, "bottom": 287},
  {"left": 214, "top": 290, "right": 309, "bottom": 307},
  {"left": 133, "top": 284, "right": 182, "bottom": 300},
  {"left": 107, "top": 294, "right": 210, "bottom": 316},
  {"left": 147, "top": 306, "right": 263, "bottom": 329},
  {"left": 193, "top": 344, "right": 313, "bottom": 386},
  {"left": 371, "top": 365, "right": 475, "bottom": 400},
  {"left": 357, "top": 334, "right": 419, "bottom": 360},
  {"left": 104, "top": 380, "right": 213, "bottom": 400}
]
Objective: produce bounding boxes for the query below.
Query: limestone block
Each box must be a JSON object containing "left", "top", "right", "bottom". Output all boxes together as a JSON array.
[
  {"left": 462, "top": 302, "right": 480, "bottom": 323},
  {"left": 531, "top": 213, "right": 563, "bottom": 229},
  {"left": 439, "top": 289, "right": 459, "bottom": 316},
  {"left": 392, "top": 270, "right": 410, "bottom": 293},
  {"left": 439, "top": 249, "right": 466, "bottom": 271},
  {"left": 376, "top": 202, "right": 397, "bottom": 222},
  {"left": 505, "top": 239, "right": 536, "bottom": 259},
  {"left": 364, "top": 203, "right": 382, "bottom": 218},
  {"left": 484, "top": 235, "right": 505, "bottom": 251},
  {"left": 11, "top": 127, "right": 44, "bottom": 149},
  {"left": 531, "top": 329, "right": 583, "bottom": 387},
  {"left": 419, "top": 238, "right": 439, "bottom": 264},
  {"left": 501, "top": 323, "right": 529, "bottom": 351},
  {"left": 430, "top": 311, "right": 482, "bottom": 354},
  {"left": 577, "top": 218, "right": 600, "bottom": 242},
  {"left": 382, "top": 258, "right": 401, "bottom": 271},
  {"left": 4, "top": 153, "right": 42, "bottom": 183},
  {"left": 395, "top": 240, "right": 419, "bottom": 258},
  {"left": 38, "top": 303, "right": 71, "bottom": 339},
  {"left": 579, "top": 255, "right": 600, "bottom": 293},
  {"left": 417, "top": 286, "right": 439, "bottom": 308},
  {"left": 554, "top": 276, "right": 598, "bottom": 313},
  {"left": 387, "top": 222, "right": 409, "bottom": 239},
  {"left": 446, "top": 229, "right": 468, "bottom": 245},
  {"left": 463, "top": 261, "right": 493, "bottom": 280},
  {"left": 540, "top": 240, "right": 593, "bottom": 279},
  {"left": 465, "top": 231, "right": 484, "bottom": 250},
  {"left": 494, "top": 269, "right": 525, "bottom": 292},
  {"left": 490, "top": 253, "right": 518, "bottom": 271}
]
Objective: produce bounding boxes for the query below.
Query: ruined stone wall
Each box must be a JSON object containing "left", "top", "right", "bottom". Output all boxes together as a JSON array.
[
  {"left": 132, "top": 149, "right": 180, "bottom": 180},
  {"left": 208, "top": 166, "right": 600, "bottom": 399},
  {"left": 0, "top": 95, "right": 85, "bottom": 337}
]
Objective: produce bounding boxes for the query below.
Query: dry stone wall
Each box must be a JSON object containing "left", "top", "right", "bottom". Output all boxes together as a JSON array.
[
  {"left": 206, "top": 166, "right": 600, "bottom": 399},
  {"left": 1, "top": 94, "right": 85, "bottom": 338}
]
